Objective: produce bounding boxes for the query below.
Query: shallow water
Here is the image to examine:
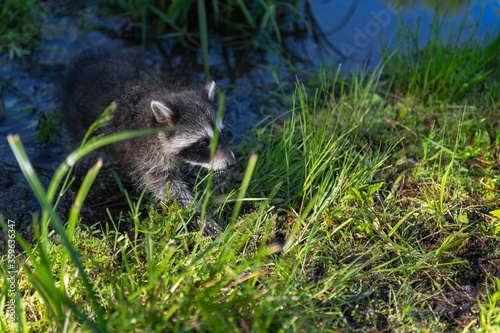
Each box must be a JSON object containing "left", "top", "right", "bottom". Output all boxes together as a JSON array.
[
  {"left": 302, "top": 0, "right": 500, "bottom": 68},
  {"left": 0, "top": 0, "right": 498, "bottom": 226}
]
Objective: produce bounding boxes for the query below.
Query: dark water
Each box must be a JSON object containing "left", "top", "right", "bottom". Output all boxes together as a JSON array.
[
  {"left": 0, "top": 0, "right": 498, "bottom": 227},
  {"left": 283, "top": 0, "right": 500, "bottom": 69}
]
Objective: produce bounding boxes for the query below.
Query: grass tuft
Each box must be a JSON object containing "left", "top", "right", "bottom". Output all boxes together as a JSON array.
[{"left": 0, "top": 0, "right": 47, "bottom": 58}]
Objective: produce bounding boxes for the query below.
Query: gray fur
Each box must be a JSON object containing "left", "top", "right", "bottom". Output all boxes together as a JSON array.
[{"left": 62, "top": 53, "right": 236, "bottom": 237}]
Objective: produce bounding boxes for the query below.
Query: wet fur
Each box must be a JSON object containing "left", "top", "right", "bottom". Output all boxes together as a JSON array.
[{"left": 62, "top": 53, "right": 235, "bottom": 236}]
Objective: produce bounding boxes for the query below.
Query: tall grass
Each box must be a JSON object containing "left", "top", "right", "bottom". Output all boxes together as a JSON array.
[
  {"left": 102, "top": 0, "right": 311, "bottom": 79},
  {"left": 240, "top": 79, "right": 389, "bottom": 221},
  {"left": 382, "top": 2, "right": 500, "bottom": 101},
  {"left": 1, "top": 103, "right": 186, "bottom": 332}
]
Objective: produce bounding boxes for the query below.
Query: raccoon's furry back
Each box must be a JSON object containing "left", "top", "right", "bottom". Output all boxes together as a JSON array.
[{"left": 61, "top": 52, "right": 158, "bottom": 152}]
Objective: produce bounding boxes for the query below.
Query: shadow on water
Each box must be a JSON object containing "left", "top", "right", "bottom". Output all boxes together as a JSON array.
[{"left": 0, "top": 0, "right": 499, "bottom": 233}]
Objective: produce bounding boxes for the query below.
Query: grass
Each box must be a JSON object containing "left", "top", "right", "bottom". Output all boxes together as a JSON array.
[
  {"left": 0, "top": 0, "right": 47, "bottom": 58},
  {"left": 1, "top": 3, "right": 500, "bottom": 333},
  {"left": 100, "top": 0, "right": 311, "bottom": 79},
  {"left": 383, "top": 2, "right": 500, "bottom": 102}
]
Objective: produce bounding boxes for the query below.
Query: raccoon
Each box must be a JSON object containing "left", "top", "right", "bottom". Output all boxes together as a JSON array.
[{"left": 61, "top": 53, "right": 236, "bottom": 237}]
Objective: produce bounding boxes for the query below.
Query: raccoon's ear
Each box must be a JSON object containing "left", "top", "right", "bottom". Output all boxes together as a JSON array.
[
  {"left": 151, "top": 101, "right": 174, "bottom": 123},
  {"left": 204, "top": 80, "right": 216, "bottom": 102}
]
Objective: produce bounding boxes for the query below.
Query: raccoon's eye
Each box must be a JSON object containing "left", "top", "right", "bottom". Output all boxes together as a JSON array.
[{"left": 198, "top": 139, "right": 210, "bottom": 147}]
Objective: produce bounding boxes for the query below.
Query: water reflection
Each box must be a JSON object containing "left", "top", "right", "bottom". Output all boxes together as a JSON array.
[{"left": 306, "top": 0, "right": 500, "bottom": 68}]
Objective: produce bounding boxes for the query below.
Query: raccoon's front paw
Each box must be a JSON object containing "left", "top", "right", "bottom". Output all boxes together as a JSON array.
[{"left": 194, "top": 212, "right": 226, "bottom": 239}]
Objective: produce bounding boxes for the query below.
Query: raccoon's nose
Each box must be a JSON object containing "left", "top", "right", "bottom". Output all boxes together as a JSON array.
[
  {"left": 227, "top": 159, "right": 236, "bottom": 169},
  {"left": 227, "top": 151, "right": 237, "bottom": 168}
]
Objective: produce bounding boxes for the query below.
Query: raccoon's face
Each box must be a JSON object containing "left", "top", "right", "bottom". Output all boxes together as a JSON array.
[{"left": 151, "top": 81, "right": 236, "bottom": 171}]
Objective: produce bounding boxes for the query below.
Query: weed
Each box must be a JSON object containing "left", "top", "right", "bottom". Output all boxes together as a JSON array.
[{"left": 36, "top": 111, "right": 61, "bottom": 145}]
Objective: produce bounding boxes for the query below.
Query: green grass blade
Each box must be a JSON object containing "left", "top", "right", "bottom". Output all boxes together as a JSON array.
[
  {"left": 197, "top": 0, "right": 210, "bottom": 80},
  {"left": 67, "top": 159, "right": 103, "bottom": 238},
  {"left": 7, "top": 135, "right": 106, "bottom": 332},
  {"left": 230, "top": 153, "right": 258, "bottom": 224}
]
